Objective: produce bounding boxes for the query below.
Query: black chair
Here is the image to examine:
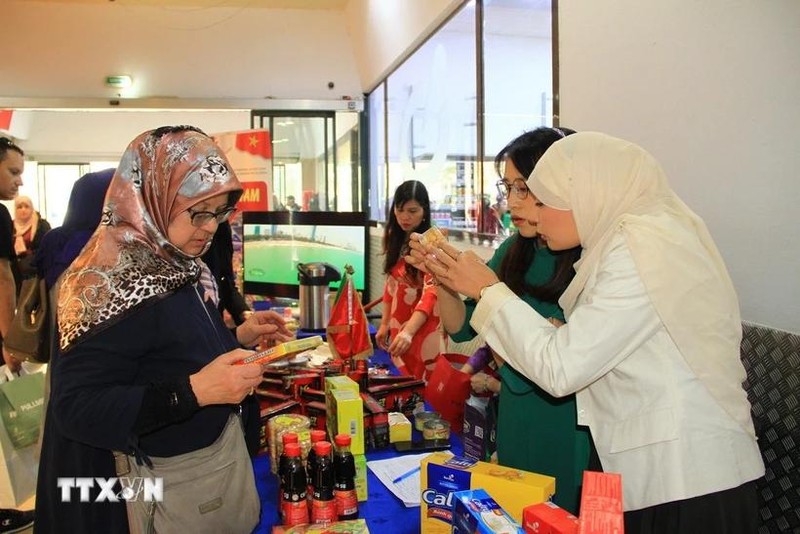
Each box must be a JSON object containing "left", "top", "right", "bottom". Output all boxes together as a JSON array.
[{"left": 740, "top": 322, "right": 800, "bottom": 533}]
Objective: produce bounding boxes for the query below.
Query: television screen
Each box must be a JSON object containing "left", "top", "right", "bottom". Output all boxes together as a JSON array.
[{"left": 242, "top": 211, "right": 368, "bottom": 300}]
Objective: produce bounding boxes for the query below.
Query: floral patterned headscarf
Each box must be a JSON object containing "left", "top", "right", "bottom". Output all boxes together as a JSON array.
[{"left": 57, "top": 126, "right": 242, "bottom": 352}]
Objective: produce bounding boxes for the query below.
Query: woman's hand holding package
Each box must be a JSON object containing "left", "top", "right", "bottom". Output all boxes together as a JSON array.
[
  {"left": 190, "top": 349, "right": 264, "bottom": 406},
  {"left": 236, "top": 310, "right": 294, "bottom": 347},
  {"left": 411, "top": 238, "right": 499, "bottom": 300}
]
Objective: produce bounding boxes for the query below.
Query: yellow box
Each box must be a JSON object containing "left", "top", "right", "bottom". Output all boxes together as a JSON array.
[
  {"left": 420, "top": 452, "right": 555, "bottom": 533},
  {"left": 240, "top": 335, "right": 324, "bottom": 365},
  {"left": 388, "top": 412, "right": 412, "bottom": 443},
  {"left": 272, "top": 519, "right": 369, "bottom": 533},
  {"left": 324, "top": 375, "right": 360, "bottom": 396},
  {"left": 327, "top": 389, "right": 365, "bottom": 455},
  {"left": 354, "top": 454, "right": 368, "bottom": 502}
]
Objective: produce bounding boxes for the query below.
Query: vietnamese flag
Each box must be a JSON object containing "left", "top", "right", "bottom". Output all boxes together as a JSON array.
[
  {"left": 235, "top": 129, "right": 272, "bottom": 159},
  {"left": 0, "top": 110, "right": 12, "bottom": 130},
  {"left": 326, "top": 266, "right": 373, "bottom": 361}
]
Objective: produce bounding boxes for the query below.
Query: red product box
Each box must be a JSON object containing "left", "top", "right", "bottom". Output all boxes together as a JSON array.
[
  {"left": 523, "top": 502, "right": 579, "bottom": 534},
  {"left": 360, "top": 392, "right": 389, "bottom": 450},
  {"left": 577, "top": 471, "right": 623, "bottom": 534},
  {"left": 367, "top": 379, "right": 425, "bottom": 419},
  {"left": 303, "top": 400, "right": 328, "bottom": 431}
]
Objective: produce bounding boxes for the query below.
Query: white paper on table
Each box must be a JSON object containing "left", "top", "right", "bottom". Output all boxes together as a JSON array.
[{"left": 367, "top": 452, "right": 432, "bottom": 508}]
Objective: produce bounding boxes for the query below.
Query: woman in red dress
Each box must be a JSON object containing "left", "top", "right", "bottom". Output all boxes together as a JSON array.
[{"left": 375, "top": 180, "right": 444, "bottom": 379}]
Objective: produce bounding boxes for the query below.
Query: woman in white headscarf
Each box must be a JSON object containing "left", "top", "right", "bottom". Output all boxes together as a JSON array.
[
  {"left": 12, "top": 194, "right": 50, "bottom": 291},
  {"left": 410, "top": 132, "right": 764, "bottom": 533}
]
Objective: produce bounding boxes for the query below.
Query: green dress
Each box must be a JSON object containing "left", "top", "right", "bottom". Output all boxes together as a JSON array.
[{"left": 451, "top": 236, "right": 590, "bottom": 514}]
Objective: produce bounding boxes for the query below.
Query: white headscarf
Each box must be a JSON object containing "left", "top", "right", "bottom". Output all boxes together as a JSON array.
[
  {"left": 13, "top": 195, "right": 39, "bottom": 255},
  {"left": 529, "top": 131, "right": 754, "bottom": 437}
]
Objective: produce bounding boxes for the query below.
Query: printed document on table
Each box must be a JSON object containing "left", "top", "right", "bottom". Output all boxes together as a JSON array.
[{"left": 367, "top": 452, "right": 432, "bottom": 507}]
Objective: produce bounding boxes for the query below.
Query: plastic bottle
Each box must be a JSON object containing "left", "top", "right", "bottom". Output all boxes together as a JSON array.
[
  {"left": 306, "top": 429, "right": 327, "bottom": 503},
  {"left": 278, "top": 432, "right": 299, "bottom": 523},
  {"left": 333, "top": 434, "right": 359, "bottom": 520},
  {"left": 281, "top": 442, "right": 309, "bottom": 526},
  {"left": 310, "top": 441, "right": 336, "bottom": 525}
]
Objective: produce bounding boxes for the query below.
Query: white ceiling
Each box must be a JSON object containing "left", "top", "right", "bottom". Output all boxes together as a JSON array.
[{"left": 18, "top": 0, "right": 349, "bottom": 9}]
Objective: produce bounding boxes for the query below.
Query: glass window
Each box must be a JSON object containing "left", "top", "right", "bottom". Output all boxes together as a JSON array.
[
  {"left": 367, "top": 0, "right": 554, "bottom": 239},
  {"left": 385, "top": 5, "right": 477, "bottom": 231},
  {"left": 368, "top": 84, "right": 387, "bottom": 221}
]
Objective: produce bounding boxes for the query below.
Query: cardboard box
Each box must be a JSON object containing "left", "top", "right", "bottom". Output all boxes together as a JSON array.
[
  {"left": 578, "top": 471, "right": 623, "bottom": 534},
  {"left": 367, "top": 379, "right": 425, "bottom": 419},
  {"left": 354, "top": 454, "right": 368, "bottom": 502},
  {"left": 327, "top": 389, "right": 365, "bottom": 455},
  {"left": 388, "top": 412, "right": 412, "bottom": 443},
  {"left": 452, "top": 489, "right": 525, "bottom": 534},
  {"left": 361, "top": 392, "right": 389, "bottom": 450},
  {"left": 462, "top": 398, "right": 489, "bottom": 461},
  {"left": 420, "top": 452, "right": 555, "bottom": 533},
  {"left": 239, "top": 335, "right": 324, "bottom": 365},
  {"left": 523, "top": 502, "right": 579, "bottom": 534},
  {"left": 272, "top": 518, "right": 369, "bottom": 533}
]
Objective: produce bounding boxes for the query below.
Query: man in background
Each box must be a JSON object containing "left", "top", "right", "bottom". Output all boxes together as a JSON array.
[
  {"left": 285, "top": 195, "right": 301, "bottom": 211},
  {"left": 0, "top": 137, "right": 24, "bottom": 373},
  {"left": 0, "top": 137, "right": 35, "bottom": 534}
]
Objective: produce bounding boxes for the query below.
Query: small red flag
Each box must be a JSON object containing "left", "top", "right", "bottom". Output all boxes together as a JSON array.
[
  {"left": 326, "top": 266, "right": 373, "bottom": 361},
  {"left": 235, "top": 129, "right": 272, "bottom": 159}
]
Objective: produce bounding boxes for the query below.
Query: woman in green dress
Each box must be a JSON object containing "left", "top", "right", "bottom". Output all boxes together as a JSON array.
[{"left": 436, "top": 127, "right": 591, "bottom": 514}]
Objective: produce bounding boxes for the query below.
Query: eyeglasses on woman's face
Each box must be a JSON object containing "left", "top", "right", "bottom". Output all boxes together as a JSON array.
[
  {"left": 496, "top": 179, "right": 530, "bottom": 200},
  {"left": 186, "top": 206, "right": 235, "bottom": 227}
]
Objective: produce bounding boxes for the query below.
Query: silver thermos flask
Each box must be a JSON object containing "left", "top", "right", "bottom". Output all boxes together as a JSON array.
[{"left": 297, "top": 262, "right": 341, "bottom": 331}]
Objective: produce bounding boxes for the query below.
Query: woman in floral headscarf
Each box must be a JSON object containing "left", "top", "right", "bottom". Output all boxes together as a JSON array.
[{"left": 35, "top": 126, "right": 292, "bottom": 534}]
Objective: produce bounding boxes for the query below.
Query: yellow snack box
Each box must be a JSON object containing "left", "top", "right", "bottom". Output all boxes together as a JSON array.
[
  {"left": 388, "top": 412, "right": 412, "bottom": 443},
  {"left": 420, "top": 452, "right": 555, "bottom": 533},
  {"left": 272, "top": 518, "right": 369, "bottom": 533},
  {"left": 238, "top": 336, "right": 324, "bottom": 365},
  {"left": 327, "top": 389, "right": 365, "bottom": 455}
]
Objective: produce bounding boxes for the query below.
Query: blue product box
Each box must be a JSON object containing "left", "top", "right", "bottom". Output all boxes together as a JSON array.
[{"left": 451, "top": 488, "right": 525, "bottom": 534}]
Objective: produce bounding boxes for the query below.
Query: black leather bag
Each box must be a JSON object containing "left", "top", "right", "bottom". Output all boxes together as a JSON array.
[{"left": 4, "top": 277, "right": 50, "bottom": 363}]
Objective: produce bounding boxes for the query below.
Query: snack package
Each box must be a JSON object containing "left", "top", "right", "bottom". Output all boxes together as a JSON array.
[
  {"left": 452, "top": 489, "right": 525, "bottom": 534},
  {"left": 237, "top": 336, "right": 324, "bottom": 366},
  {"left": 272, "top": 518, "right": 369, "bottom": 533},
  {"left": 523, "top": 501, "right": 579, "bottom": 534},
  {"left": 419, "top": 226, "right": 447, "bottom": 247},
  {"left": 577, "top": 471, "right": 623, "bottom": 534}
]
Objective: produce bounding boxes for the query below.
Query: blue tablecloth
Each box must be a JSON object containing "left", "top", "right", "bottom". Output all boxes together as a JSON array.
[{"left": 251, "top": 349, "right": 462, "bottom": 533}]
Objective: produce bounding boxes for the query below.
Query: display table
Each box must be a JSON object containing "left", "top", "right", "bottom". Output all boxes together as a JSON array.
[{"left": 251, "top": 349, "right": 462, "bottom": 533}]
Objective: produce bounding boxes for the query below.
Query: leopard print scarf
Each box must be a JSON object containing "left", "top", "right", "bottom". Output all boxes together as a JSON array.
[{"left": 57, "top": 126, "right": 242, "bottom": 352}]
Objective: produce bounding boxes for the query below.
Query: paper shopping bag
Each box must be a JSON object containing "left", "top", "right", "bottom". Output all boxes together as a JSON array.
[
  {"left": 424, "top": 353, "right": 471, "bottom": 430},
  {"left": 0, "top": 368, "right": 45, "bottom": 507}
]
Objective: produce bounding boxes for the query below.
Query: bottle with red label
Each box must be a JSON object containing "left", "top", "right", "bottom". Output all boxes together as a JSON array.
[
  {"left": 310, "top": 441, "right": 336, "bottom": 525},
  {"left": 333, "top": 433, "right": 359, "bottom": 520},
  {"left": 278, "top": 432, "right": 299, "bottom": 524},
  {"left": 306, "top": 429, "right": 327, "bottom": 504},
  {"left": 281, "top": 442, "right": 309, "bottom": 526}
]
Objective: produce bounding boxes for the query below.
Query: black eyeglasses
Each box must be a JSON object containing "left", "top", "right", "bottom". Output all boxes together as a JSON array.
[
  {"left": 186, "top": 206, "right": 235, "bottom": 227},
  {"left": 496, "top": 179, "right": 530, "bottom": 200}
]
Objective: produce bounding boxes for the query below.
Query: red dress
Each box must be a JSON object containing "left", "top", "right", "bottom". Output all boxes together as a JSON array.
[{"left": 381, "top": 258, "right": 445, "bottom": 379}]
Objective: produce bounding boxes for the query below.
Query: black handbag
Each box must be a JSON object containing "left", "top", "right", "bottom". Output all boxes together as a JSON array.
[{"left": 4, "top": 277, "right": 51, "bottom": 363}]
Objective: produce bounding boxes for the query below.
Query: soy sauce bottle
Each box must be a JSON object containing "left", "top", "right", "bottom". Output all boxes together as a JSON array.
[
  {"left": 277, "top": 432, "right": 299, "bottom": 523},
  {"left": 310, "top": 441, "right": 336, "bottom": 525},
  {"left": 333, "top": 433, "right": 359, "bottom": 520},
  {"left": 281, "top": 442, "right": 309, "bottom": 527},
  {"left": 306, "top": 429, "right": 327, "bottom": 503}
]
